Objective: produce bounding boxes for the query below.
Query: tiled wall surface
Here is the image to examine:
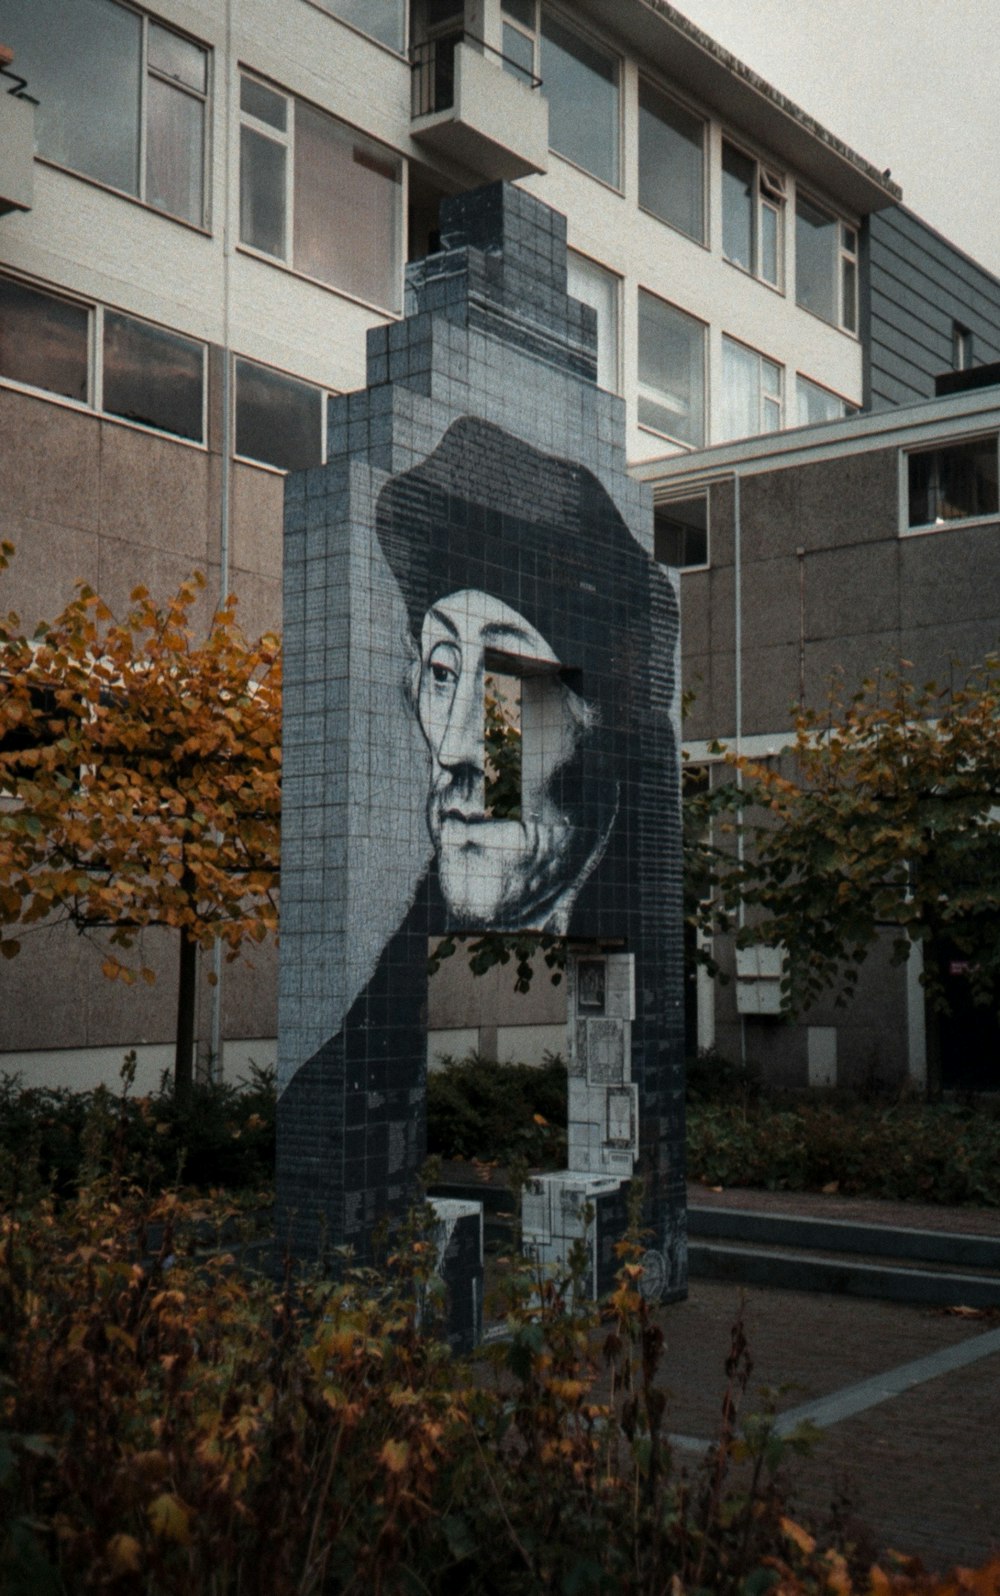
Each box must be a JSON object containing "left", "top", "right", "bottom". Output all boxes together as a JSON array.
[{"left": 277, "top": 183, "right": 686, "bottom": 1301}]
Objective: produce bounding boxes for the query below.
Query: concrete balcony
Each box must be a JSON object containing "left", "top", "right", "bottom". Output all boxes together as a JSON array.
[
  {"left": 410, "top": 35, "right": 547, "bottom": 182},
  {"left": 0, "top": 51, "right": 35, "bottom": 217}
]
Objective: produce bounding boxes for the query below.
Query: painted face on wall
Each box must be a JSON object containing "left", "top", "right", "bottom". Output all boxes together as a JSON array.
[{"left": 415, "top": 588, "right": 608, "bottom": 931}]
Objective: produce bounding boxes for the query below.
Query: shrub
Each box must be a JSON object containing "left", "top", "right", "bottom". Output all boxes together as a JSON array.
[
  {"left": 0, "top": 1057, "right": 276, "bottom": 1199},
  {"left": 687, "top": 1097, "right": 1000, "bottom": 1206},
  {"left": 427, "top": 1050, "right": 567, "bottom": 1167},
  {"left": 2, "top": 1175, "right": 997, "bottom": 1593}
]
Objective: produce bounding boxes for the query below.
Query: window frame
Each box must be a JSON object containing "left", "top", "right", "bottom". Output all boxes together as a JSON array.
[
  {"left": 16, "top": 0, "right": 211, "bottom": 229},
  {"left": 237, "top": 70, "right": 404, "bottom": 315},
  {"left": 899, "top": 432, "right": 1000, "bottom": 537},
  {"left": 721, "top": 138, "right": 785, "bottom": 290},
  {"left": 721, "top": 335, "right": 783, "bottom": 441},
  {"left": 500, "top": 0, "right": 539, "bottom": 82},
  {"left": 795, "top": 190, "right": 859, "bottom": 334},
  {"left": 566, "top": 248, "right": 621, "bottom": 395},
  {"left": 537, "top": 6, "right": 623, "bottom": 192},
  {"left": 637, "top": 72, "right": 707, "bottom": 246},
  {"left": 653, "top": 490, "right": 710, "bottom": 571},
  {"left": 795, "top": 374, "right": 856, "bottom": 427},
  {"left": 636, "top": 287, "right": 708, "bottom": 449},
  {"left": 232, "top": 353, "right": 333, "bottom": 474},
  {"left": 0, "top": 271, "right": 207, "bottom": 447},
  {"left": 303, "top": 0, "right": 407, "bottom": 55}
]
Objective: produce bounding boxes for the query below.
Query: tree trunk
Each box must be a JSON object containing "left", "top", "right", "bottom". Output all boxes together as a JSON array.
[{"left": 174, "top": 929, "right": 197, "bottom": 1105}]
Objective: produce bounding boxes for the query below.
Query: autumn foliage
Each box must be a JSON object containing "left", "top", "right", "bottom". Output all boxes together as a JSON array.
[
  {"left": 0, "top": 543, "right": 280, "bottom": 1093},
  {"left": 690, "top": 658, "right": 1000, "bottom": 1020},
  {"left": 2, "top": 1096, "right": 999, "bottom": 1594}
]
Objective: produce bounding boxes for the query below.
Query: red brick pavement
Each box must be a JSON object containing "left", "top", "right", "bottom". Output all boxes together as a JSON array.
[{"left": 663, "top": 1187, "right": 1000, "bottom": 1570}]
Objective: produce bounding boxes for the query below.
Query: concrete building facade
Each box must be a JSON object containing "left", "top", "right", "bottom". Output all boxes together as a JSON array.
[
  {"left": 0, "top": 0, "right": 998, "bottom": 1087},
  {"left": 635, "top": 381, "right": 1000, "bottom": 1091}
]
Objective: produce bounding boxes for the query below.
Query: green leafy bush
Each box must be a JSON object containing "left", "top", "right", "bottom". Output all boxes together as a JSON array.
[
  {"left": 0, "top": 1058, "right": 275, "bottom": 1199},
  {"left": 688, "top": 1097, "right": 1000, "bottom": 1206},
  {"left": 426, "top": 1051, "right": 567, "bottom": 1167}
]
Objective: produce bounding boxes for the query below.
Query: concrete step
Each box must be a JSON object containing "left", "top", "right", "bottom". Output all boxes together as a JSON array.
[
  {"left": 689, "top": 1240, "right": 1000, "bottom": 1307},
  {"left": 688, "top": 1205, "right": 1000, "bottom": 1271}
]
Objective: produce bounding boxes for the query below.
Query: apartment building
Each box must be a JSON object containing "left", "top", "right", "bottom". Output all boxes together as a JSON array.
[
  {"left": 635, "top": 375, "right": 1000, "bottom": 1092},
  {"left": 1, "top": 0, "right": 997, "bottom": 1086}
]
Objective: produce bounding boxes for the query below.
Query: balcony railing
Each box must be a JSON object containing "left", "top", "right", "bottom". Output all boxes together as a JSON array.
[
  {"left": 410, "top": 29, "right": 540, "bottom": 119},
  {"left": 0, "top": 45, "right": 37, "bottom": 103}
]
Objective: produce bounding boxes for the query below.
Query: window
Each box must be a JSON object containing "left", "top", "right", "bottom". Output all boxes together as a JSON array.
[
  {"left": 311, "top": 0, "right": 405, "bottom": 52},
  {"left": 234, "top": 358, "right": 326, "bottom": 472},
  {"left": 721, "top": 337, "right": 782, "bottom": 441},
  {"left": 239, "top": 75, "right": 402, "bottom": 311},
  {"left": 1, "top": 0, "right": 208, "bottom": 225},
  {"left": 638, "top": 78, "right": 705, "bottom": 243},
  {"left": 0, "top": 273, "right": 205, "bottom": 443},
  {"left": 953, "top": 323, "right": 974, "bottom": 372},
  {"left": 0, "top": 276, "right": 89, "bottom": 403},
  {"left": 654, "top": 495, "right": 708, "bottom": 568},
  {"left": 103, "top": 312, "right": 203, "bottom": 440},
  {"left": 905, "top": 437, "right": 999, "bottom": 530},
  {"left": 637, "top": 290, "right": 706, "bottom": 447},
  {"left": 567, "top": 251, "right": 620, "bottom": 393},
  {"left": 721, "top": 142, "right": 783, "bottom": 287},
  {"left": 540, "top": 13, "right": 619, "bottom": 187},
  {"left": 796, "top": 375, "right": 856, "bottom": 426},
  {"left": 501, "top": 0, "right": 538, "bottom": 82},
  {"left": 796, "top": 195, "right": 858, "bottom": 332}
]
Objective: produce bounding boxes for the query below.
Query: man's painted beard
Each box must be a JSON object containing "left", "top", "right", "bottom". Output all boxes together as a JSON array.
[{"left": 427, "top": 779, "right": 579, "bottom": 931}]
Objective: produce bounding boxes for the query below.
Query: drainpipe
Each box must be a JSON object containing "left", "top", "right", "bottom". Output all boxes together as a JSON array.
[
  {"left": 733, "top": 471, "right": 746, "bottom": 1072},
  {"left": 210, "top": 0, "right": 235, "bottom": 1082}
]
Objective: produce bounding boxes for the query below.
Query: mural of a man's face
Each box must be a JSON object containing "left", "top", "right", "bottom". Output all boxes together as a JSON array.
[{"left": 415, "top": 588, "right": 605, "bottom": 930}]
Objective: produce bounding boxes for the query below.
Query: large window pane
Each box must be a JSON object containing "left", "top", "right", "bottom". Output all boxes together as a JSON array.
[
  {"left": 502, "top": 22, "right": 535, "bottom": 81},
  {"left": 0, "top": 277, "right": 89, "bottom": 403},
  {"left": 293, "top": 103, "right": 401, "bottom": 308},
  {"left": 721, "top": 338, "right": 758, "bottom": 440},
  {"left": 797, "top": 376, "right": 850, "bottom": 426},
  {"left": 103, "top": 312, "right": 203, "bottom": 441},
  {"left": 907, "top": 439, "right": 999, "bottom": 528},
  {"left": 540, "top": 14, "right": 619, "bottom": 187},
  {"left": 235, "top": 359, "right": 323, "bottom": 471},
  {"left": 637, "top": 291, "right": 705, "bottom": 446},
  {"left": 240, "top": 126, "right": 287, "bottom": 258},
  {"left": 2, "top": 0, "right": 141, "bottom": 193},
  {"left": 146, "top": 77, "right": 204, "bottom": 224},
  {"left": 567, "top": 252, "right": 619, "bottom": 393},
  {"left": 311, "top": 0, "right": 405, "bottom": 51},
  {"left": 796, "top": 195, "right": 838, "bottom": 322},
  {"left": 722, "top": 143, "right": 754, "bottom": 271},
  {"left": 638, "top": 78, "right": 704, "bottom": 242},
  {"left": 148, "top": 22, "right": 207, "bottom": 92}
]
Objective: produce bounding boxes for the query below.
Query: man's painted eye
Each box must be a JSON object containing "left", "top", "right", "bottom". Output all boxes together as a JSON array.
[{"left": 427, "top": 641, "right": 460, "bottom": 688}]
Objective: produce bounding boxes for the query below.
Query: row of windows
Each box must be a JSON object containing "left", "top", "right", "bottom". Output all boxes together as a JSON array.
[
  {"left": 499, "top": 0, "right": 858, "bottom": 333},
  {"left": 0, "top": 275, "right": 331, "bottom": 472},
  {"left": 637, "top": 287, "right": 853, "bottom": 448},
  {"left": 656, "top": 435, "right": 1000, "bottom": 572},
  {"left": 5, "top": 0, "right": 860, "bottom": 332},
  {"left": 0, "top": 264, "right": 851, "bottom": 469}
]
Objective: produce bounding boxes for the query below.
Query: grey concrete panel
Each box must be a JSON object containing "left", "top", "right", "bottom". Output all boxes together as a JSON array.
[
  {"left": 803, "top": 540, "right": 901, "bottom": 644},
  {"left": 899, "top": 524, "right": 1000, "bottom": 631}
]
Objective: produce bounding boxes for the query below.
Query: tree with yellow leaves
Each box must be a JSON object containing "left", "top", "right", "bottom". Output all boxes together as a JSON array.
[{"left": 0, "top": 543, "right": 281, "bottom": 1101}]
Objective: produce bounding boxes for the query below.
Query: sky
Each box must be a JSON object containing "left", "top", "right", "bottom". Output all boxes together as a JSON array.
[{"left": 672, "top": 0, "right": 1000, "bottom": 278}]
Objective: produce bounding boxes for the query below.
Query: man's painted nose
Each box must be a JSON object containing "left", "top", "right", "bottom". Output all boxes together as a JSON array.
[{"left": 438, "top": 670, "right": 485, "bottom": 773}]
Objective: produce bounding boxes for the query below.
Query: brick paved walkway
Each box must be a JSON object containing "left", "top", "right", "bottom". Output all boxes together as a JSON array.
[{"left": 658, "top": 1186, "right": 1000, "bottom": 1570}]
